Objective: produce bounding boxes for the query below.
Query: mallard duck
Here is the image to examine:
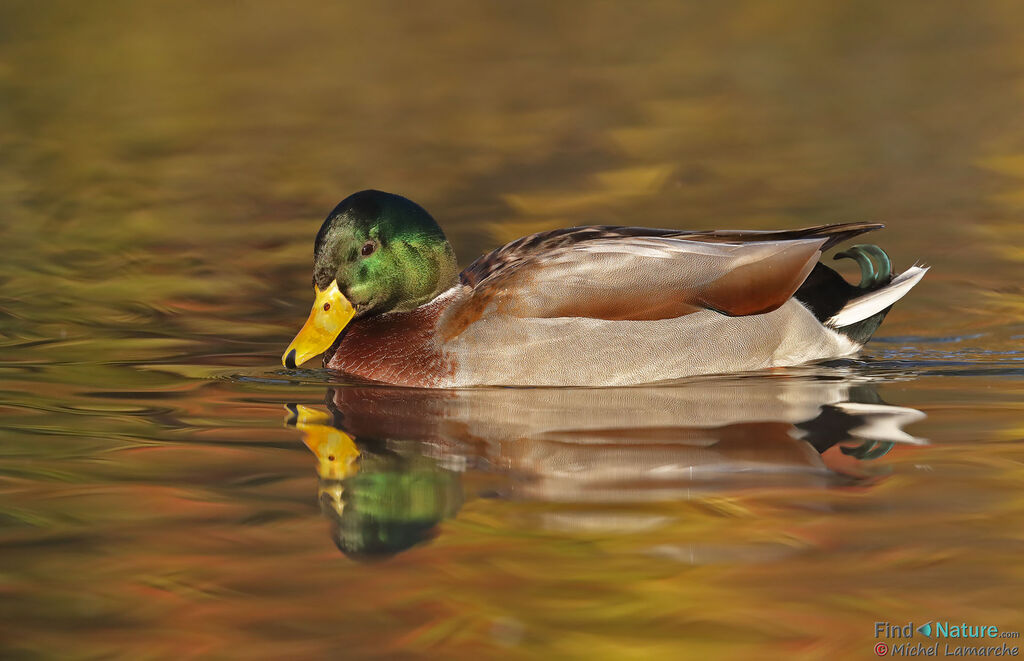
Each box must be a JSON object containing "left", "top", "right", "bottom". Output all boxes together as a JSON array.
[{"left": 282, "top": 190, "right": 927, "bottom": 387}]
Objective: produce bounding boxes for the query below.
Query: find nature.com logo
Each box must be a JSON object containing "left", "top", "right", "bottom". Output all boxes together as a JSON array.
[{"left": 874, "top": 621, "right": 1020, "bottom": 657}]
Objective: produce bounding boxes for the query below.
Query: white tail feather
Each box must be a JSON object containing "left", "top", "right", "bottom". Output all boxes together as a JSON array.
[
  {"left": 831, "top": 402, "right": 928, "bottom": 444},
  {"left": 827, "top": 265, "right": 929, "bottom": 328}
]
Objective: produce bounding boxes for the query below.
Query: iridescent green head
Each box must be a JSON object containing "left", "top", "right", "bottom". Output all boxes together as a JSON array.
[
  {"left": 313, "top": 190, "right": 458, "bottom": 315},
  {"left": 282, "top": 190, "right": 458, "bottom": 368}
]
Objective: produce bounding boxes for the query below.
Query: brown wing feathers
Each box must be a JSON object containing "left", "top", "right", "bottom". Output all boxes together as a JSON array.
[
  {"left": 461, "top": 222, "right": 882, "bottom": 287},
  {"left": 693, "top": 241, "right": 823, "bottom": 316},
  {"left": 454, "top": 222, "right": 882, "bottom": 324},
  {"left": 674, "top": 222, "right": 883, "bottom": 252}
]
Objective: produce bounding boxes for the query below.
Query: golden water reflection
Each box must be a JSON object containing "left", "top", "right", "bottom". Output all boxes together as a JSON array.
[{"left": 289, "top": 377, "right": 926, "bottom": 559}]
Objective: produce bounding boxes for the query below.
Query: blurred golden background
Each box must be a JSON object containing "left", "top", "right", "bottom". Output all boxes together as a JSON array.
[{"left": 1, "top": 2, "right": 1022, "bottom": 658}]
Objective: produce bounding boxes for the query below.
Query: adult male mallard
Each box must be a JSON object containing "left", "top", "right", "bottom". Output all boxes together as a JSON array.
[{"left": 282, "top": 190, "right": 926, "bottom": 387}]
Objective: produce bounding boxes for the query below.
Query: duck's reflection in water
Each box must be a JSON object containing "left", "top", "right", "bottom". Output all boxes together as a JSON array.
[{"left": 286, "top": 376, "right": 925, "bottom": 559}]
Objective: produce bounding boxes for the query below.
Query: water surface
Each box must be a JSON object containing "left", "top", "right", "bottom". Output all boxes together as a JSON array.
[{"left": 1, "top": 2, "right": 1023, "bottom": 658}]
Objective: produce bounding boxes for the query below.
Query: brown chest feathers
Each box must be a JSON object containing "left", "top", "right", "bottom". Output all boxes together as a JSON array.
[{"left": 324, "top": 295, "right": 456, "bottom": 387}]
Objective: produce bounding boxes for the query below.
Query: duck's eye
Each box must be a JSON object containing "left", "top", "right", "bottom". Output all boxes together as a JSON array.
[
  {"left": 323, "top": 302, "right": 331, "bottom": 311},
  {"left": 361, "top": 241, "right": 376, "bottom": 257}
]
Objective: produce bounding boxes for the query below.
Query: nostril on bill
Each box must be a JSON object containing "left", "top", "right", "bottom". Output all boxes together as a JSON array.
[{"left": 285, "top": 349, "right": 297, "bottom": 369}]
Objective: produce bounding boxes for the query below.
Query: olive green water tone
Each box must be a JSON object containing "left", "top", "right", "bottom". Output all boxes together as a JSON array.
[{"left": 1, "top": 3, "right": 1023, "bottom": 659}]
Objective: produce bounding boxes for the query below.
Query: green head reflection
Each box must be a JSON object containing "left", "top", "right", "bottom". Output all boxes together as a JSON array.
[
  {"left": 324, "top": 463, "right": 462, "bottom": 559},
  {"left": 286, "top": 404, "right": 462, "bottom": 560}
]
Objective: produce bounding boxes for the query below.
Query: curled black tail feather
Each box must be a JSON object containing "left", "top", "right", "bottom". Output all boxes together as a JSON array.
[
  {"left": 834, "top": 244, "right": 891, "bottom": 288},
  {"left": 795, "top": 244, "right": 895, "bottom": 344}
]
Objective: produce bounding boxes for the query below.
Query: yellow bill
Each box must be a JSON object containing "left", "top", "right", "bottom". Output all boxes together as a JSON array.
[{"left": 282, "top": 280, "right": 356, "bottom": 368}]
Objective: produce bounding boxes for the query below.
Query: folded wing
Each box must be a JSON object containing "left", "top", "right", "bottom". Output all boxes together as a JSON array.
[{"left": 454, "top": 223, "right": 881, "bottom": 323}]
